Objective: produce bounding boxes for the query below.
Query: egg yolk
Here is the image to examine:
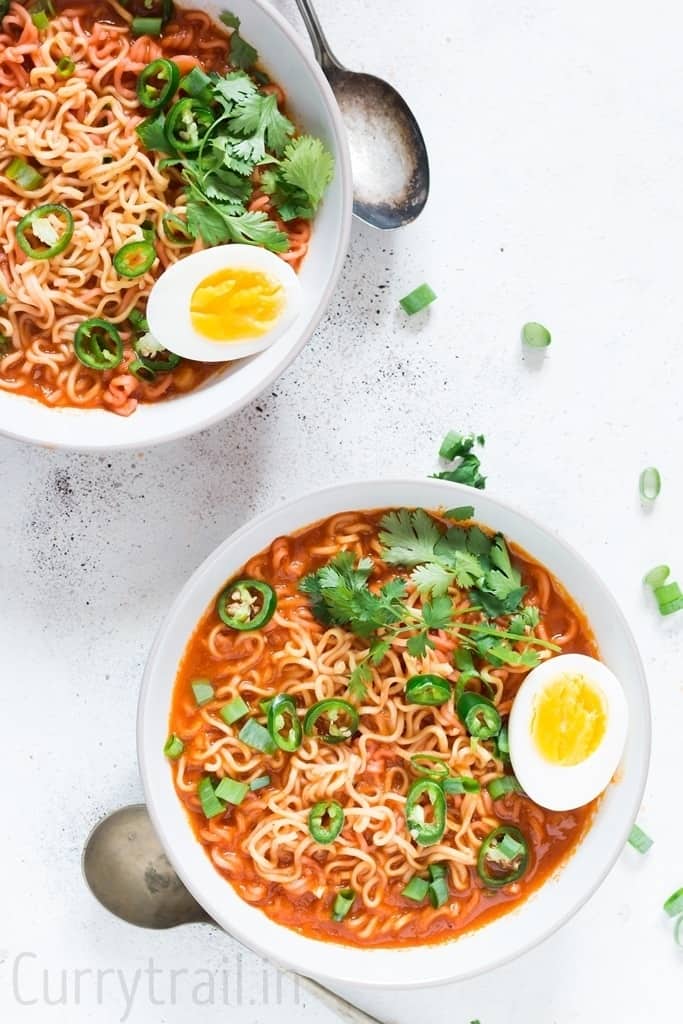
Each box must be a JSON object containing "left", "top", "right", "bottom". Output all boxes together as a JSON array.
[
  {"left": 190, "top": 267, "right": 285, "bottom": 342},
  {"left": 531, "top": 674, "right": 607, "bottom": 766}
]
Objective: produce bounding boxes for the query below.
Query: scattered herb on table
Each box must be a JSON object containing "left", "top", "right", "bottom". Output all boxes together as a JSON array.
[{"left": 432, "top": 431, "right": 486, "bottom": 490}]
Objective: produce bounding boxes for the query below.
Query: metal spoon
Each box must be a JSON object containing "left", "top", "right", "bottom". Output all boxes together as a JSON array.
[
  {"left": 82, "top": 805, "right": 385, "bottom": 1024},
  {"left": 293, "top": 0, "right": 429, "bottom": 229}
]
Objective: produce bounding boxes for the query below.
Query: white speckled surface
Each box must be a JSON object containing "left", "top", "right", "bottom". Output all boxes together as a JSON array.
[{"left": 1, "top": 0, "right": 682, "bottom": 1020}]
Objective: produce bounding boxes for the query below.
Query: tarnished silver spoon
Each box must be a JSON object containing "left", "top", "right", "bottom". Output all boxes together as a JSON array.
[
  {"left": 293, "top": 0, "right": 429, "bottom": 228},
  {"left": 82, "top": 805, "right": 385, "bottom": 1024}
]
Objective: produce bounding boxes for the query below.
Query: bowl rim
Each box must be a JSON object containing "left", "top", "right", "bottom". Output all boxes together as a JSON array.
[
  {"left": 0, "top": 0, "right": 353, "bottom": 452},
  {"left": 137, "top": 478, "right": 651, "bottom": 987}
]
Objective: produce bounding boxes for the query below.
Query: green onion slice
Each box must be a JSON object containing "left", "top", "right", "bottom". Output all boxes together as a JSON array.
[
  {"left": 445, "top": 505, "right": 474, "bottom": 521},
  {"left": 220, "top": 695, "right": 249, "bottom": 725},
  {"left": 675, "top": 915, "right": 683, "bottom": 947},
  {"left": 32, "top": 10, "right": 49, "bottom": 29},
  {"left": 6, "top": 157, "right": 44, "bottom": 191},
  {"left": 442, "top": 775, "right": 481, "bottom": 795},
  {"left": 522, "top": 322, "right": 551, "bottom": 348},
  {"left": 163, "top": 734, "right": 184, "bottom": 759},
  {"left": 639, "top": 466, "right": 661, "bottom": 501},
  {"left": 197, "top": 777, "right": 224, "bottom": 819},
  {"left": 214, "top": 777, "right": 249, "bottom": 805},
  {"left": 399, "top": 282, "right": 437, "bottom": 315},
  {"left": 132, "top": 16, "right": 163, "bottom": 36},
  {"left": 191, "top": 679, "right": 214, "bottom": 706},
  {"left": 249, "top": 775, "right": 271, "bottom": 791},
  {"left": 644, "top": 565, "right": 670, "bottom": 588},
  {"left": 663, "top": 888, "right": 683, "bottom": 918},
  {"left": 331, "top": 888, "right": 355, "bottom": 922},
  {"left": 428, "top": 874, "right": 449, "bottom": 908},
  {"left": 487, "top": 775, "right": 523, "bottom": 800},
  {"left": 627, "top": 823, "right": 653, "bottom": 854},
  {"left": 180, "top": 66, "right": 212, "bottom": 97},
  {"left": 238, "top": 718, "right": 276, "bottom": 754},
  {"left": 401, "top": 875, "right": 429, "bottom": 902}
]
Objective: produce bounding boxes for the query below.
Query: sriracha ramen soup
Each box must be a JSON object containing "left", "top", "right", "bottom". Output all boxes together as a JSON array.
[
  {"left": 0, "top": 1, "right": 333, "bottom": 415},
  {"left": 166, "top": 508, "right": 627, "bottom": 947}
]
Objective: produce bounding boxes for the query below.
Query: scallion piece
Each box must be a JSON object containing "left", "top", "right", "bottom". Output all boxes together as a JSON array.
[
  {"left": 644, "top": 566, "right": 683, "bottom": 616},
  {"left": 522, "top": 322, "right": 551, "bottom": 348},
  {"left": 220, "top": 695, "right": 249, "bottom": 725},
  {"left": 487, "top": 775, "right": 523, "bottom": 800},
  {"left": 496, "top": 831, "right": 526, "bottom": 861},
  {"left": 31, "top": 10, "right": 49, "bottom": 29},
  {"left": 6, "top": 157, "right": 44, "bottom": 191},
  {"left": 0, "top": 294, "right": 6, "bottom": 305},
  {"left": 401, "top": 875, "right": 430, "bottom": 902},
  {"left": 445, "top": 505, "right": 474, "bottom": 521},
  {"left": 675, "top": 916, "right": 683, "bottom": 947},
  {"left": 497, "top": 722, "right": 510, "bottom": 756},
  {"left": 56, "top": 56, "right": 76, "bottom": 78},
  {"left": 238, "top": 718, "right": 276, "bottom": 754},
  {"left": 214, "top": 776, "right": 249, "bottom": 805},
  {"left": 197, "top": 777, "right": 224, "bottom": 819},
  {"left": 442, "top": 776, "right": 481, "bottom": 795},
  {"left": 639, "top": 466, "right": 661, "bottom": 501},
  {"left": 180, "top": 66, "right": 212, "bottom": 97},
  {"left": 627, "top": 823, "right": 653, "bottom": 854},
  {"left": 428, "top": 874, "right": 449, "bottom": 908},
  {"left": 249, "top": 775, "right": 271, "bottom": 791},
  {"left": 163, "top": 734, "right": 184, "bottom": 759},
  {"left": 644, "top": 565, "right": 670, "bottom": 588},
  {"left": 428, "top": 862, "right": 447, "bottom": 881},
  {"left": 191, "top": 679, "right": 214, "bottom": 706},
  {"left": 399, "top": 282, "right": 437, "bottom": 315},
  {"left": 331, "top": 888, "right": 355, "bottom": 922},
  {"left": 132, "top": 16, "right": 163, "bottom": 36},
  {"left": 663, "top": 888, "right": 683, "bottom": 918}
]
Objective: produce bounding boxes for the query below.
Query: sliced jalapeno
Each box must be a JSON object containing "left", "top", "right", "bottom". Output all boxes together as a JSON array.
[
  {"left": 405, "top": 674, "right": 452, "bottom": 707},
  {"left": 267, "top": 694, "right": 302, "bottom": 753},
  {"left": 303, "top": 699, "right": 359, "bottom": 745},
  {"left": 477, "top": 825, "right": 529, "bottom": 888},
  {"left": 113, "top": 240, "right": 156, "bottom": 279},
  {"left": 132, "top": 337, "right": 181, "bottom": 373},
  {"left": 165, "top": 98, "right": 213, "bottom": 153},
  {"left": 16, "top": 203, "right": 73, "bottom": 260},
  {"left": 405, "top": 778, "right": 446, "bottom": 846},
  {"left": 162, "top": 211, "right": 196, "bottom": 247},
  {"left": 136, "top": 58, "right": 180, "bottom": 110},
  {"left": 308, "top": 800, "right": 344, "bottom": 844},
  {"left": 409, "top": 753, "right": 450, "bottom": 782},
  {"left": 456, "top": 690, "right": 502, "bottom": 740},
  {"left": 217, "top": 579, "right": 277, "bottom": 631},
  {"left": 74, "top": 318, "right": 123, "bottom": 371}
]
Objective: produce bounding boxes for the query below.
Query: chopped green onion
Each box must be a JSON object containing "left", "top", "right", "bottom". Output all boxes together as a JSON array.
[
  {"left": 442, "top": 775, "right": 481, "bottom": 795},
  {"left": 259, "top": 696, "right": 275, "bottom": 714},
  {"left": 644, "top": 565, "right": 670, "bottom": 588},
  {"left": 56, "top": 56, "right": 76, "bottom": 78},
  {"left": 428, "top": 874, "right": 449, "bottom": 908},
  {"left": 627, "top": 823, "right": 653, "bottom": 854},
  {"left": 496, "top": 830, "right": 526, "bottom": 861},
  {"left": 249, "top": 774, "right": 271, "bottom": 791},
  {"left": 197, "top": 777, "right": 224, "bottom": 818},
  {"left": 639, "top": 466, "right": 661, "bottom": 501},
  {"left": 191, "top": 679, "right": 214, "bottom": 706},
  {"left": 238, "top": 718, "right": 276, "bottom": 754},
  {"left": 214, "top": 776, "right": 249, "bottom": 805},
  {"left": 497, "top": 722, "right": 510, "bottom": 756},
  {"left": 31, "top": 10, "right": 49, "bottom": 29},
  {"left": 445, "top": 505, "right": 474, "bottom": 521},
  {"left": 675, "top": 916, "right": 683, "bottom": 947},
  {"left": 399, "top": 282, "right": 437, "bottom": 315},
  {"left": 132, "top": 16, "right": 163, "bottom": 36},
  {"left": 522, "top": 322, "right": 551, "bottom": 348},
  {"left": 487, "top": 775, "right": 523, "bottom": 800},
  {"left": 663, "top": 888, "right": 683, "bottom": 918},
  {"left": 401, "top": 875, "right": 430, "bottom": 902},
  {"left": 428, "top": 862, "right": 447, "bottom": 881},
  {"left": 0, "top": 294, "right": 6, "bottom": 305},
  {"left": 331, "top": 888, "right": 355, "bottom": 922},
  {"left": 180, "top": 66, "right": 212, "bottom": 97},
  {"left": 163, "top": 734, "right": 184, "bottom": 759},
  {"left": 220, "top": 695, "right": 249, "bottom": 725},
  {"left": 6, "top": 157, "right": 44, "bottom": 191}
]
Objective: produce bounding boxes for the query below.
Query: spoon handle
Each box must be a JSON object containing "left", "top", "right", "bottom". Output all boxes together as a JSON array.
[
  {"left": 292, "top": 0, "right": 341, "bottom": 71},
  {"left": 295, "top": 974, "right": 387, "bottom": 1024}
]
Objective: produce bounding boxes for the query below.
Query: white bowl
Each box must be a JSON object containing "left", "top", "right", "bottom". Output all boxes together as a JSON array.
[
  {"left": 1, "top": 0, "right": 352, "bottom": 451},
  {"left": 138, "top": 479, "right": 650, "bottom": 987}
]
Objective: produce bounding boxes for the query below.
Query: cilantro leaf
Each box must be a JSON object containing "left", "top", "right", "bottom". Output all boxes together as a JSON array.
[
  {"left": 380, "top": 509, "right": 441, "bottom": 567},
  {"left": 433, "top": 431, "right": 486, "bottom": 490},
  {"left": 422, "top": 595, "right": 454, "bottom": 631},
  {"left": 471, "top": 534, "right": 526, "bottom": 617},
  {"left": 136, "top": 112, "right": 175, "bottom": 155},
  {"left": 299, "top": 552, "right": 404, "bottom": 638},
  {"left": 369, "top": 638, "right": 391, "bottom": 665},
  {"left": 212, "top": 71, "right": 258, "bottom": 110},
  {"left": 219, "top": 10, "right": 240, "bottom": 29},
  {"left": 261, "top": 136, "right": 335, "bottom": 221},
  {"left": 412, "top": 563, "right": 454, "bottom": 597},
  {"left": 406, "top": 632, "right": 432, "bottom": 658},
  {"left": 509, "top": 605, "right": 540, "bottom": 635},
  {"left": 186, "top": 189, "right": 288, "bottom": 250},
  {"left": 348, "top": 661, "right": 372, "bottom": 701},
  {"left": 230, "top": 31, "right": 258, "bottom": 70}
]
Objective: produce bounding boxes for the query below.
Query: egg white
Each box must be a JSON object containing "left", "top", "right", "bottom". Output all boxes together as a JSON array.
[
  {"left": 508, "top": 653, "right": 628, "bottom": 811},
  {"left": 146, "top": 244, "right": 302, "bottom": 362}
]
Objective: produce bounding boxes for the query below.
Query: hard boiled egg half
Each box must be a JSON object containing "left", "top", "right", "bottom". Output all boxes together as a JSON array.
[
  {"left": 508, "top": 654, "right": 628, "bottom": 811},
  {"left": 146, "top": 244, "right": 301, "bottom": 362}
]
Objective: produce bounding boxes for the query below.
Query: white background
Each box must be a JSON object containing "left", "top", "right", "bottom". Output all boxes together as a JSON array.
[{"left": 1, "top": 0, "right": 682, "bottom": 1021}]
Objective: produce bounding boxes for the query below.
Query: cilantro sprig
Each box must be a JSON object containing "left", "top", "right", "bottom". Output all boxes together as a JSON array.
[{"left": 432, "top": 431, "right": 486, "bottom": 490}]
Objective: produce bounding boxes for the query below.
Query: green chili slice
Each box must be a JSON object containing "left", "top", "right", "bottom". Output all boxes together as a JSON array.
[
  {"left": 487, "top": 775, "right": 523, "bottom": 800},
  {"left": 331, "top": 888, "right": 355, "bottom": 921},
  {"left": 197, "top": 777, "right": 224, "bottom": 819},
  {"left": 165, "top": 98, "right": 213, "bottom": 153},
  {"left": 73, "top": 318, "right": 123, "bottom": 371},
  {"left": 217, "top": 579, "right": 277, "bottom": 631},
  {"left": 56, "top": 56, "right": 76, "bottom": 78},
  {"left": 308, "top": 800, "right": 344, "bottom": 844},
  {"left": 457, "top": 690, "right": 502, "bottom": 740},
  {"left": 136, "top": 58, "right": 180, "bottom": 110},
  {"left": 6, "top": 157, "right": 44, "bottom": 191},
  {"left": 477, "top": 826, "right": 529, "bottom": 888},
  {"left": 405, "top": 674, "right": 452, "bottom": 707},
  {"left": 128, "top": 359, "right": 156, "bottom": 382},
  {"left": 220, "top": 695, "right": 249, "bottom": 725},
  {"left": 16, "top": 204, "right": 73, "bottom": 259},
  {"left": 113, "top": 240, "right": 156, "bottom": 279},
  {"left": 405, "top": 778, "right": 447, "bottom": 846},
  {"left": 267, "top": 694, "right": 302, "bottom": 753},
  {"left": 163, "top": 734, "right": 184, "bottom": 759},
  {"left": 162, "top": 211, "right": 195, "bottom": 247},
  {"left": 410, "top": 753, "right": 450, "bottom": 782},
  {"left": 303, "top": 699, "right": 359, "bottom": 745},
  {"left": 132, "top": 338, "right": 181, "bottom": 373},
  {"left": 132, "top": 16, "right": 163, "bottom": 37}
]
